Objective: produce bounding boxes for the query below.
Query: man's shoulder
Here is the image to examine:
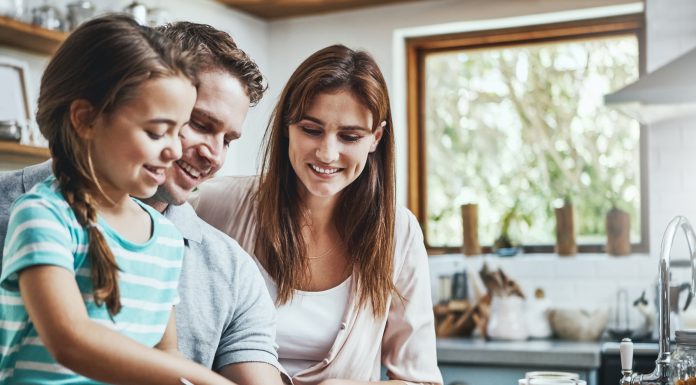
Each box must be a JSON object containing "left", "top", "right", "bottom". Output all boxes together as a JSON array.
[
  {"left": 1, "top": 162, "right": 55, "bottom": 221},
  {"left": 169, "top": 203, "right": 249, "bottom": 264},
  {"left": 177, "top": 206, "right": 264, "bottom": 296},
  {"left": 196, "top": 214, "right": 241, "bottom": 248},
  {"left": 0, "top": 168, "right": 27, "bottom": 203}
]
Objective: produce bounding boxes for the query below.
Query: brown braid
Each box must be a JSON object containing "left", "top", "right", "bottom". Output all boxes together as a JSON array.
[{"left": 53, "top": 153, "right": 122, "bottom": 315}]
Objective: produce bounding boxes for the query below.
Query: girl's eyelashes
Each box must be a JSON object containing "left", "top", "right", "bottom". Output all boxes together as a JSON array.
[
  {"left": 300, "top": 126, "right": 322, "bottom": 136},
  {"left": 146, "top": 130, "right": 164, "bottom": 140}
]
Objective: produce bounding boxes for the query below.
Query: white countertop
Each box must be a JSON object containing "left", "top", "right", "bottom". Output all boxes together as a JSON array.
[{"left": 436, "top": 338, "right": 659, "bottom": 369}]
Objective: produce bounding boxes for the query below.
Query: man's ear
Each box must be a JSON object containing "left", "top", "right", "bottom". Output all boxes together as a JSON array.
[
  {"left": 369, "top": 120, "right": 386, "bottom": 153},
  {"left": 69, "top": 99, "right": 97, "bottom": 139}
]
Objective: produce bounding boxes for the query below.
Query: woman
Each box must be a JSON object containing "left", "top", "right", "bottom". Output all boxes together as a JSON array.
[{"left": 192, "top": 44, "right": 442, "bottom": 385}]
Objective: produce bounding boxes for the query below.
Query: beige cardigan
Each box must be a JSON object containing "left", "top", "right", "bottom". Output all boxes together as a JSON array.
[{"left": 190, "top": 176, "right": 443, "bottom": 385}]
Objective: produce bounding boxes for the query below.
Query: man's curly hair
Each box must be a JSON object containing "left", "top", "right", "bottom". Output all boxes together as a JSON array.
[{"left": 159, "top": 22, "right": 267, "bottom": 106}]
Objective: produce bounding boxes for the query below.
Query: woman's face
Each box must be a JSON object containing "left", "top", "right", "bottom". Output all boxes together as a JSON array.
[
  {"left": 288, "top": 89, "right": 383, "bottom": 202},
  {"left": 89, "top": 75, "right": 197, "bottom": 202}
]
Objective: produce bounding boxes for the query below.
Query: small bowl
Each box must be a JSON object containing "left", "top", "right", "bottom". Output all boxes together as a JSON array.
[{"left": 495, "top": 247, "right": 520, "bottom": 257}]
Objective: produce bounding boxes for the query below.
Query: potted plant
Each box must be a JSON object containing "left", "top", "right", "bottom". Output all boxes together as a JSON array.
[{"left": 493, "top": 200, "right": 532, "bottom": 257}]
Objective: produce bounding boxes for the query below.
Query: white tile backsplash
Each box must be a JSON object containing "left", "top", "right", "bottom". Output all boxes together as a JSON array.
[{"left": 428, "top": 253, "right": 662, "bottom": 330}]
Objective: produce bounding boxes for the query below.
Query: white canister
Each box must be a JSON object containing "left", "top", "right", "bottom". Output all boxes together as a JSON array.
[
  {"left": 525, "top": 294, "right": 552, "bottom": 339},
  {"left": 487, "top": 295, "right": 528, "bottom": 340}
]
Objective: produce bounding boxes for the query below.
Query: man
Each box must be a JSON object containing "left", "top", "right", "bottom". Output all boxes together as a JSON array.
[{"left": 0, "top": 22, "right": 285, "bottom": 385}]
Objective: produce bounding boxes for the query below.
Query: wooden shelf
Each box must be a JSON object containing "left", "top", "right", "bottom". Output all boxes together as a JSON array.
[
  {"left": 0, "top": 141, "right": 50, "bottom": 159},
  {"left": 0, "top": 16, "right": 67, "bottom": 55}
]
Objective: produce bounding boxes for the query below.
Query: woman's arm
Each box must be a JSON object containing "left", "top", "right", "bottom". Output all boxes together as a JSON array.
[
  {"left": 20, "top": 265, "right": 235, "bottom": 385},
  {"left": 379, "top": 210, "right": 443, "bottom": 385}
]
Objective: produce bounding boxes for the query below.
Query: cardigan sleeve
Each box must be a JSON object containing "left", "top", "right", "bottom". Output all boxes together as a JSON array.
[
  {"left": 381, "top": 208, "right": 443, "bottom": 385},
  {"left": 189, "top": 176, "right": 260, "bottom": 253}
]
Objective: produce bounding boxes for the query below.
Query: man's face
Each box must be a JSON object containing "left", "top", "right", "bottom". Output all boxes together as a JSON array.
[{"left": 151, "top": 69, "right": 251, "bottom": 206}]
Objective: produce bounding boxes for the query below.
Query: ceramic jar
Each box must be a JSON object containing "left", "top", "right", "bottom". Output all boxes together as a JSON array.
[{"left": 487, "top": 295, "right": 527, "bottom": 340}]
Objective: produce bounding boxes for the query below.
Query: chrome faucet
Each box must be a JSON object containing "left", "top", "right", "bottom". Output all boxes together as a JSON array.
[{"left": 620, "top": 216, "right": 696, "bottom": 385}]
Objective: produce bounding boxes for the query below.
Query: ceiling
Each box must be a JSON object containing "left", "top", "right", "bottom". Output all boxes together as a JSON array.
[{"left": 216, "top": 0, "right": 427, "bottom": 20}]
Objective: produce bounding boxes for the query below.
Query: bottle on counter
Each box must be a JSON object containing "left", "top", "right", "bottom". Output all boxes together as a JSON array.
[{"left": 525, "top": 288, "right": 552, "bottom": 339}]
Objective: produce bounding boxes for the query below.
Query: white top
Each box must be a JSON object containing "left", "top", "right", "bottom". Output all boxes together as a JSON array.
[{"left": 255, "top": 259, "right": 352, "bottom": 376}]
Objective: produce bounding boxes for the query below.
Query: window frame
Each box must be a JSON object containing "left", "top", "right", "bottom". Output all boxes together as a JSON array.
[{"left": 405, "top": 14, "right": 648, "bottom": 255}]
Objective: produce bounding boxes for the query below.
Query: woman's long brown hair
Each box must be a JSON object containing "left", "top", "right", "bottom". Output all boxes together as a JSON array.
[
  {"left": 256, "top": 45, "right": 396, "bottom": 317},
  {"left": 36, "top": 15, "right": 197, "bottom": 316}
]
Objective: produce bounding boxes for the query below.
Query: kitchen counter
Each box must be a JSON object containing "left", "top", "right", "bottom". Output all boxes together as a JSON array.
[
  {"left": 437, "top": 338, "right": 603, "bottom": 368},
  {"left": 436, "top": 338, "right": 660, "bottom": 385}
]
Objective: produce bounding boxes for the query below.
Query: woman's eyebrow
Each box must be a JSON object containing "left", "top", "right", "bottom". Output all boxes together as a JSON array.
[{"left": 300, "top": 115, "right": 370, "bottom": 132}]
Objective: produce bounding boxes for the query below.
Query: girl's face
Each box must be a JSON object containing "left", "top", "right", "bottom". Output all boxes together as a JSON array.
[
  {"left": 89, "top": 76, "right": 196, "bottom": 202},
  {"left": 288, "top": 89, "right": 383, "bottom": 203}
]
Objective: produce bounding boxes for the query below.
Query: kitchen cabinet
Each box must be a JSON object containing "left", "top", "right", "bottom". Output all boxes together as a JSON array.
[{"left": 0, "top": 15, "right": 67, "bottom": 54}]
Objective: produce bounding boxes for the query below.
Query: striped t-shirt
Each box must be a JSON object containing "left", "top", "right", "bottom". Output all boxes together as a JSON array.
[{"left": 0, "top": 176, "right": 184, "bottom": 384}]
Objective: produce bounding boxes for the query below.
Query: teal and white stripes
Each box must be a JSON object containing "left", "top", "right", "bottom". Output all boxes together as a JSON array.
[{"left": 0, "top": 176, "right": 184, "bottom": 384}]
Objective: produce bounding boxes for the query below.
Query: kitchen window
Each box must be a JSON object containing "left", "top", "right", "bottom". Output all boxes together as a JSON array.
[{"left": 406, "top": 14, "right": 646, "bottom": 254}]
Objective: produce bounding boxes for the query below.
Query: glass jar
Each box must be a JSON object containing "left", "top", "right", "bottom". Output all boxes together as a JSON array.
[
  {"left": 518, "top": 371, "right": 586, "bottom": 385},
  {"left": 671, "top": 330, "right": 696, "bottom": 384}
]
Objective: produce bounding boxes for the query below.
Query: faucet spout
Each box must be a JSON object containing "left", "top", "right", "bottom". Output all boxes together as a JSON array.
[
  {"left": 633, "top": 216, "right": 696, "bottom": 385},
  {"left": 658, "top": 217, "right": 696, "bottom": 355}
]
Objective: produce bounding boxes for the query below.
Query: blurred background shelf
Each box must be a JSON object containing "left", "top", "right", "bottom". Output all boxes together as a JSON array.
[
  {"left": 0, "top": 16, "right": 67, "bottom": 54},
  {"left": 0, "top": 142, "right": 50, "bottom": 171}
]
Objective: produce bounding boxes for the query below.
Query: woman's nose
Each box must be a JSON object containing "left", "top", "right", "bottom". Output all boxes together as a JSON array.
[{"left": 316, "top": 138, "right": 339, "bottom": 163}]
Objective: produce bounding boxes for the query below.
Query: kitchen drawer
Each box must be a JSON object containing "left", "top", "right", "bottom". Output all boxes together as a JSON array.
[{"left": 439, "top": 364, "right": 596, "bottom": 385}]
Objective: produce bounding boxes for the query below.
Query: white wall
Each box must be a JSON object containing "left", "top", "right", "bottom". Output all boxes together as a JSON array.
[
  {"left": 643, "top": 0, "right": 696, "bottom": 258},
  {"left": 0, "top": 0, "right": 269, "bottom": 175}
]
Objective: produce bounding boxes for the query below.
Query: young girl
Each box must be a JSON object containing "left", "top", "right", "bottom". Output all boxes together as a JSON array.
[
  {"left": 0, "top": 15, "right": 235, "bottom": 385},
  {"left": 192, "top": 45, "right": 443, "bottom": 385}
]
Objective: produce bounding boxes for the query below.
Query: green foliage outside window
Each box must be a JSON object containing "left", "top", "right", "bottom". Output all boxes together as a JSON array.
[{"left": 424, "top": 35, "right": 640, "bottom": 248}]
